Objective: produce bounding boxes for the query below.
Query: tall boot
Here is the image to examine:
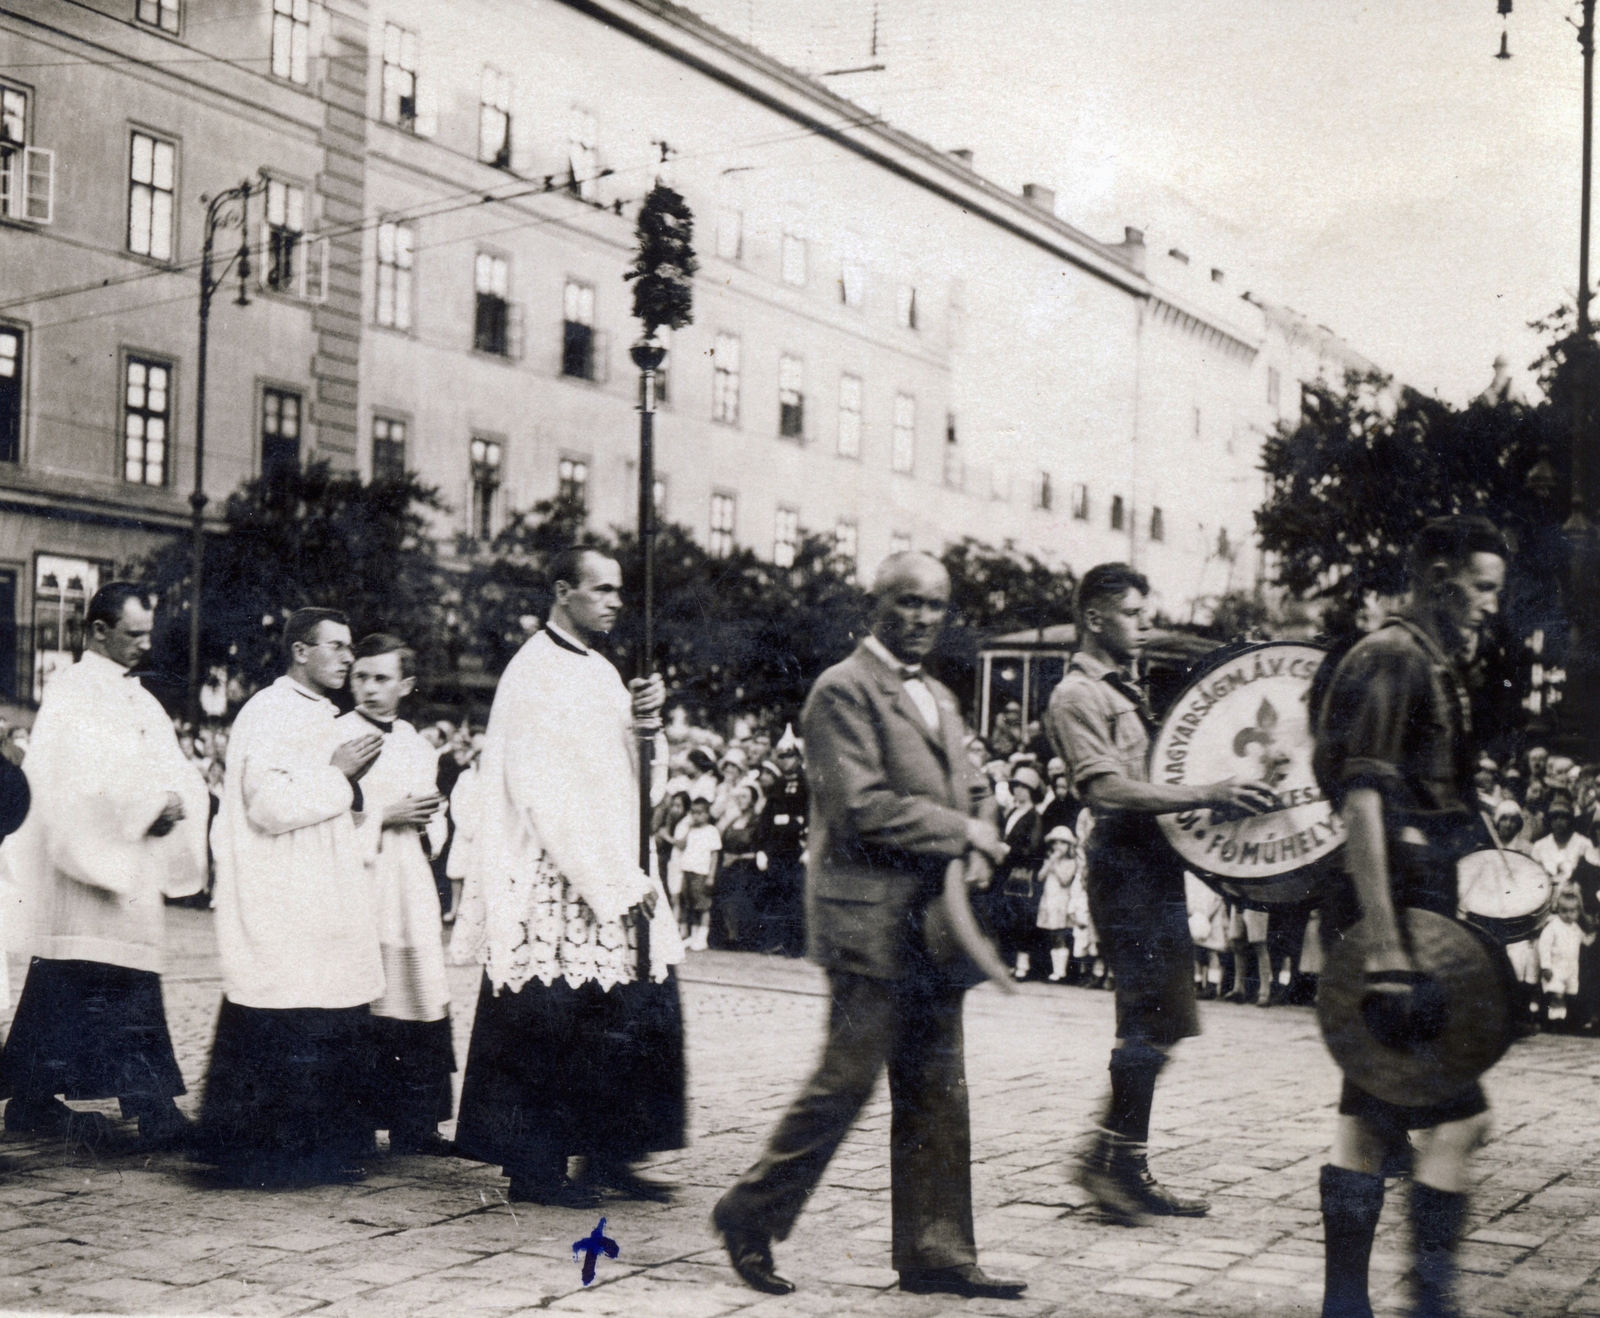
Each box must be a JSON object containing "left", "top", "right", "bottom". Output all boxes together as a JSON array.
[
  {"left": 1409, "top": 1181, "right": 1467, "bottom": 1318},
  {"left": 1321, "top": 1163, "right": 1384, "bottom": 1318}
]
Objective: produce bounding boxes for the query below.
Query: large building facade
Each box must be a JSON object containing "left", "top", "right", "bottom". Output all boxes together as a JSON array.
[{"left": 0, "top": 0, "right": 1374, "bottom": 706}]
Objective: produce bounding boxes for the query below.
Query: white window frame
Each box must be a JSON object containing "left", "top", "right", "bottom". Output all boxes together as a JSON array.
[
  {"left": 709, "top": 492, "right": 736, "bottom": 557},
  {"left": 371, "top": 415, "right": 407, "bottom": 482},
  {"left": 891, "top": 392, "right": 915, "bottom": 474},
  {"left": 122, "top": 355, "right": 173, "bottom": 486},
  {"left": 834, "top": 519, "right": 858, "bottom": 577},
  {"left": 375, "top": 220, "right": 414, "bottom": 330},
  {"left": 381, "top": 22, "right": 419, "bottom": 130},
  {"left": 469, "top": 435, "right": 504, "bottom": 539},
  {"left": 557, "top": 454, "right": 590, "bottom": 509},
  {"left": 272, "top": 0, "right": 312, "bottom": 85},
  {"left": 136, "top": 0, "right": 180, "bottom": 33},
  {"left": 479, "top": 66, "right": 512, "bottom": 168},
  {"left": 128, "top": 130, "right": 175, "bottom": 261},
  {"left": 779, "top": 354, "right": 804, "bottom": 439},
  {"left": 712, "top": 333, "right": 741, "bottom": 425},
  {"left": 773, "top": 506, "right": 799, "bottom": 568},
  {"left": 837, "top": 373, "right": 862, "bottom": 459}
]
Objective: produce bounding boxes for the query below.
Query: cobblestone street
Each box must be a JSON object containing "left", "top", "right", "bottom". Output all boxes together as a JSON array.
[{"left": 0, "top": 908, "right": 1595, "bottom": 1317}]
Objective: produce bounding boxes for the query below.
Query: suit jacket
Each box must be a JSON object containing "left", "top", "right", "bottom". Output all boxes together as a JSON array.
[{"left": 803, "top": 640, "right": 980, "bottom": 980}]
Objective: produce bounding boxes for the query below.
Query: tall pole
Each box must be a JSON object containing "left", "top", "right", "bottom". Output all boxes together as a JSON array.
[
  {"left": 189, "top": 180, "right": 251, "bottom": 723},
  {"left": 631, "top": 341, "right": 666, "bottom": 873}
]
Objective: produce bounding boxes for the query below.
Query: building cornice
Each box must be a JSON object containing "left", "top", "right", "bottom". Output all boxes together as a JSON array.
[
  {"left": 1146, "top": 291, "right": 1260, "bottom": 362},
  {"left": 558, "top": 0, "right": 1152, "bottom": 300}
]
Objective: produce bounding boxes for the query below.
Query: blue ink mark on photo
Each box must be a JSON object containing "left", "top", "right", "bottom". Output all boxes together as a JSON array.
[{"left": 574, "top": 1216, "right": 619, "bottom": 1286}]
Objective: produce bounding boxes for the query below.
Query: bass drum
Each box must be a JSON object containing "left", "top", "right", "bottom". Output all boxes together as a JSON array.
[{"left": 1150, "top": 640, "right": 1339, "bottom": 907}]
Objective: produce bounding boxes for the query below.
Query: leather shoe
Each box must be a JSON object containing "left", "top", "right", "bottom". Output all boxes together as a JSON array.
[
  {"left": 721, "top": 1227, "right": 794, "bottom": 1295},
  {"left": 578, "top": 1158, "right": 676, "bottom": 1203},
  {"left": 899, "top": 1264, "right": 1026, "bottom": 1298},
  {"left": 1077, "top": 1130, "right": 1209, "bottom": 1224}
]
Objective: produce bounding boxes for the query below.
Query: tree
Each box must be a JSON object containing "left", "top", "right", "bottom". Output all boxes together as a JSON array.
[
  {"left": 138, "top": 462, "right": 449, "bottom": 706},
  {"left": 625, "top": 183, "right": 698, "bottom": 340}
]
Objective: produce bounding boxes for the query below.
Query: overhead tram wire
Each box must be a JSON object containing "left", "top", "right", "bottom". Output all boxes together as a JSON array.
[{"left": 0, "top": 105, "right": 889, "bottom": 318}]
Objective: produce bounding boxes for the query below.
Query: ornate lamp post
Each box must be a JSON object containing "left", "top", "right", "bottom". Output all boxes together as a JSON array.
[
  {"left": 190, "top": 179, "right": 253, "bottom": 722},
  {"left": 625, "top": 181, "right": 698, "bottom": 870}
]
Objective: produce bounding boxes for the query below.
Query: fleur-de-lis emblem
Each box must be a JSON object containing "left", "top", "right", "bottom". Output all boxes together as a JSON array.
[{"left": 1233, "top": 698, "right": 1291, "bottom": 788}]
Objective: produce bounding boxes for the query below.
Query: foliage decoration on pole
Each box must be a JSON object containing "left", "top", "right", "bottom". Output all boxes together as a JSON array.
[{"left": 625, "top": 183, "right": 698, "bottom": 341}]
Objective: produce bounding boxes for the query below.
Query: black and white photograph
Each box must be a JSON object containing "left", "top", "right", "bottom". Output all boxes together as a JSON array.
[{"left": 0, "top": 2, "right": 1595, "bottom": 1315}]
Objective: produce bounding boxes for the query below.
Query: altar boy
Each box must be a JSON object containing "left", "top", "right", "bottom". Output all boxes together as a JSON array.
[{"left": 340, "top": 634, "right": 453, "bottom": 1154}]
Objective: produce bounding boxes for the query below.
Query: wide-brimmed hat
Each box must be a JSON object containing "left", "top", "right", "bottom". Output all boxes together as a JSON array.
[
  {"left": 1009, "top": 765, "right": 1044, "bottom": 796},
  {"left": 1044, "top": 825, "right": 1076, "bottom": 845}
]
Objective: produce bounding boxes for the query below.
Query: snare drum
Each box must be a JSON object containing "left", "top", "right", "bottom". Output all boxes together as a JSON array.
[{"left": 1456, "top": 848, "right": 1554, "bottom": 945}]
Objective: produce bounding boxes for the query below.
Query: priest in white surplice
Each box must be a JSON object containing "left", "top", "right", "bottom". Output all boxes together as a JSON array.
[
  {"left": 451, "top": 547, "right": 686, "bottom": 1206},
  {"left": 194, "top": 607, "right": 385, "bottom": 1185},
  {"left": 0, "top": 582, "right": 207, "bottom": 1148},
  {"left": 338, "top": 633, "right": 453, "bottom": 1156}
]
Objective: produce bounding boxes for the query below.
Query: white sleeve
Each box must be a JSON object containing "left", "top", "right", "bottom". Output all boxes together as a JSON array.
[{"left": 241, "top": 720, "right": 354, "bottom": 837}]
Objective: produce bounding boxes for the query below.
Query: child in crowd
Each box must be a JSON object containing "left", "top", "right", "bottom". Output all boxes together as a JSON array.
[
  {"left": 675, "top": 792, "right": 722, "bottom": 951},
  {"left": 1539, "top": 887, "right": 1595, "bottom": 1029},
  {"left": 1226, "top": 903, "right": 1273, "bottom": 1007},
  {"left": 1035, "top": 826, "right": 1078, "bottom": 982},
  {"left": 1185, "top": 871, "right": 1229, "bottom": 1000}
]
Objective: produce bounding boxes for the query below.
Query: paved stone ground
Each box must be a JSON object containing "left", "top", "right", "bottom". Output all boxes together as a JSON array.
[{"left": 0, "top": 908, "right": 1595, "bottom": 1316}]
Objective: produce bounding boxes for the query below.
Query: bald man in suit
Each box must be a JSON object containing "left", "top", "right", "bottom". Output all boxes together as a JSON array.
[{"left": 712, "top": 552, "right": 1025, "bottom": 1301}]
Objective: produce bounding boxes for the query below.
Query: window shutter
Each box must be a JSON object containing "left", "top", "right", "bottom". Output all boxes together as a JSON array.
[
  {"left": 506, "top": 302, "right": 525, "bottom": 361},
  {"left": 22, "top": 148, "right": 52, "bottom": 224},
  {"left": 414, "top": 75, "right": 438, "bottom": 138},
  {"left": 301, "top": 233, "right": 328, "bottom": 302}
]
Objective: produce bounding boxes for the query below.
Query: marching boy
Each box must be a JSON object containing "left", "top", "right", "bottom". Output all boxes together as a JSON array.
[{"left": 340, "top": 633, "right": 454, "bottom": 1155}]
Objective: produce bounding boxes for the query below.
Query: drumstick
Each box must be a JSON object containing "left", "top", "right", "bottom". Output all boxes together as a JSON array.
[{"left": 1477, "top": 808, "right": 1516, "bottom": 890}]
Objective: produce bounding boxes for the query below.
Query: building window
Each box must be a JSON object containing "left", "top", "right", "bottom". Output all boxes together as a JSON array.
[
  {"left": 712, "top": 333, "right": 741, "bottom": 424},
  {"left": 0, "top": 87, "right": 48, "bottom": 225},
  {"left": 709, "top": 492, "right": 736, "bottom": 557},
  {"left": 716, "top": 208, "right": 742, "bottom": 261},
  {"left": 779, "top": 355, "right": 804, "bottom": 439},
  {"left": 1035, "top": 470, "right": 1052, "bottom": 512},
  {"left": 381, "top": 22, "right": 418, "bottom": 129},
  {"left": 0, "top": 327, "right": 20, "bottom": 463},
  {"left": 837, "top": 373, "right": 862, "bottom": 458},
  {"left": 557, "top": 455, "right": 589, "bottom": 509},
  {"left": 272, "top": 0, "right": 312, "bottom": 84},
  {"left": 1267, "top": 366, "right": 1281, "bottom": 410},
  {"left": 839, "top": 260, "right": 864, "bottom": 307},
  {"left": 375, "top": 221, "right": 413, "bottom": 329},
  {"left": 773, "top": 506, "right": 799, "bottom": 568},
  {"left": 474, "top": 253, "right": 509, "bottom": 356},
  {"left": 562, "top": 280, "right": 596, "bottom": 380},
  {"left": 479, "top": 66, "right": 512, "bottom": 168},
  {"left": 890, "top": 531, "right": 912, "bottom": 555},
  {"left": 128, "top": 131, "right": 175, "bottom": 261},
  {"left": 834, "top": 519, "right": 858, "bottom": 576},
  {"left": 261, "top": 388, "right": 301, "bottom": 481},
  {"left": 943, "top": 413, "right": 961, "bottom": 488},
  {"left": 567, "top": 108, "right": 598, "bottom": 200},
  {"left": 1071, "top": 482, "right": 1089, "bottom": 520},
  {"left": 891, "top": 393, "right": 915, "bottom": 474},
  {"left": 896, "top": 285, "right": 918, "bottom": 330},
  {"left": 122, "top": 357, "right": 170, "bottom": 486},
  {"left": 1110, "top": 494, "right": 1125, "bottom": 532},
  {"left": 469, "top": 436, "right": 502, "bottom": 539},
  {"left": 264, "top": 178, "right": 305, "bottom": 293},
  {"left": 1150, "top": 506, "right": 1165, "bottom": 542},
  {"left": 137, "top": 0, "right": 180, "bottom": 33},
  {"left": 781, "top": 229, "right": 806, "bottom": 286},
  {"left": 372, "top": 416, "right": 405, "bottom": 482}
]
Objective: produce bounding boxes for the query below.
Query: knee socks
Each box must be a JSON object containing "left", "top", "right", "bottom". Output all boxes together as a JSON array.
[
  {"left": 1320, "top": 1163, "right": 1385, "bottom": 1318},
  {"left": 1410, "top": 1181, "right": 1468, "bottom": 1318},
  {"left": 1103, "top": 1044, "right": 1165, "bottom": 1145}
]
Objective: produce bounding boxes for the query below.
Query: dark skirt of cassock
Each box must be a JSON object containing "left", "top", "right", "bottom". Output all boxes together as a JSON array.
[
  {"left": 0, "top": 957, "right": 185, "bottom": 1104},
  {"left": 192, "top": 998, "right": 375, "bottom": 1179},
  {"left": 453, "top": 971, "right": 686, "bottom": 1178},
  {"left": 369, "top": 1015, "right": 456, "bottom": 1132}
]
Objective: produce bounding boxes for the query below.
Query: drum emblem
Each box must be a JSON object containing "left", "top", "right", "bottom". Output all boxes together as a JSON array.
[{"left": 1152, "top": 641, "right": 1343, "bottom": 884}]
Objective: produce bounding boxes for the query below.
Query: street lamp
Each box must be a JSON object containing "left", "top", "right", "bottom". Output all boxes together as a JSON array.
[{"left": 190, "top": 179, "right": 253, "bottom": 723}]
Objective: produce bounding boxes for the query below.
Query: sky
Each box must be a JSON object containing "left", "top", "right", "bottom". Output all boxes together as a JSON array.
[{"left": 683, "top": 0, "right": 1588, "bottom": 405}]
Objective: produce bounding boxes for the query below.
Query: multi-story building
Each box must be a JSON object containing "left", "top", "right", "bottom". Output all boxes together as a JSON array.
[{"left": 0, "top": 0, "right": 1377, "bottom": 708}]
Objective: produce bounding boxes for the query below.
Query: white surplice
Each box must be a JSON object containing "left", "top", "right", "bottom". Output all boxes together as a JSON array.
[
  {"left": 449, "top": 626, "right": 683, "bottom": 992},
  {"left": 211, "top": 676, "right": 382, "bottom": 1010},
  {"left": 0, "top": 650, "right": 208, "bottom": 978},
  {"left": 334, "top": 712, "right": 450, "bottom": 1023}
]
